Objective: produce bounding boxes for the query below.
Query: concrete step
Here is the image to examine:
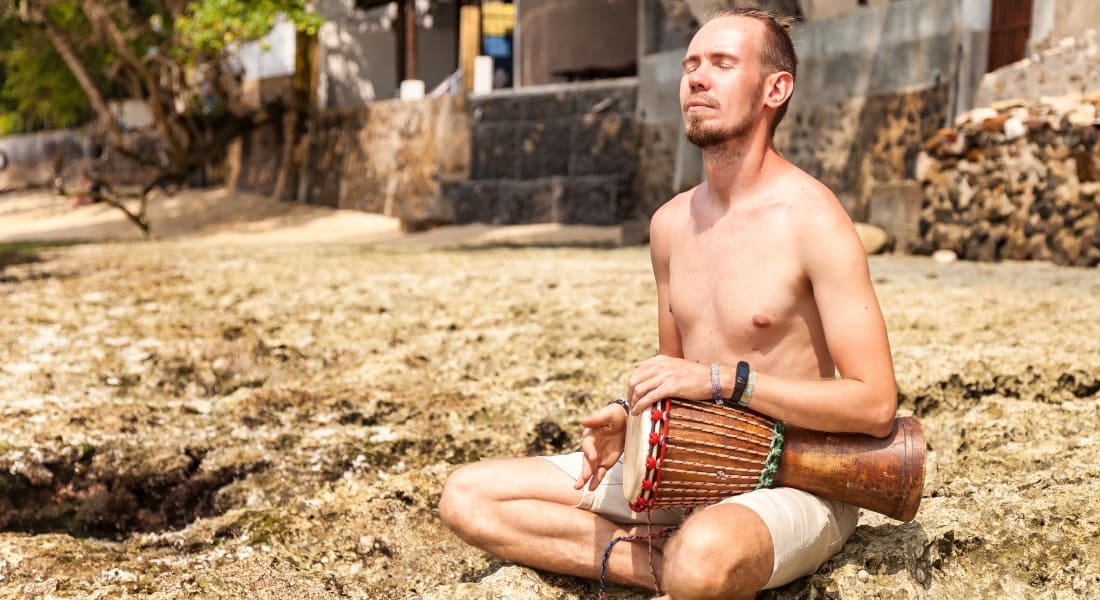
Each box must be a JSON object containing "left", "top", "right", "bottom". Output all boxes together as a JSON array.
[{"left": 442, "top": 175, "right": 626, "bottom": 226}]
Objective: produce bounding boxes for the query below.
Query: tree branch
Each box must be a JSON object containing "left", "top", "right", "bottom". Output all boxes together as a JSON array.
[
  {"left": 37, "top": 14, "right": 126, "bottom": 145},
  {"left": 80, "top": 0, "right": 186, "bottom": 165}
]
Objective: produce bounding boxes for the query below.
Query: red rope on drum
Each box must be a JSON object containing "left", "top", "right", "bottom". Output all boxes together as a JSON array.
[{"left": 629, "top": 398, "right": 670, "bottom": 512}]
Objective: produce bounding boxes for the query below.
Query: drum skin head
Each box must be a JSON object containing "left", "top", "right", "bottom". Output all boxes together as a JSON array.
[{"left": 622, "top": 403, "right": 649, "bottom": 505}]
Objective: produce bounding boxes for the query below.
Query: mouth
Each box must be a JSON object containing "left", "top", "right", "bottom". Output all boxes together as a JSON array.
[{"left": 684, "top": 99, "right": 717, "bottom": 112}]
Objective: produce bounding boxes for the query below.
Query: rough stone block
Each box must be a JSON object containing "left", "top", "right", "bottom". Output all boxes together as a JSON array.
[
  {"left": 572, "top": 84, "right": 638, "bottom": 117},
  {"left": 473, "top": 95, "right": 523, "bottom": 122},
  {"left": 523, "top": 179, "right": 560, "bottom": 223},
  {"left": 571, "top": 114, "right": 637, "bottom": 177},
  {"left": 499, "top": 180, "right": 563, "bottom": 224},
  {"left": 619, "top": 217, "right": 650, "bottom": 245},
  {"left": 868, "top": 180, "right": 923, "bottom": 253},
  {"left": 559, "top": 176, "right": 619, "bottom": 225},
  {"left": 472, "top": 124, "right": 518, "bottom": 179},
  {"left": 635, "top": 121, "right": 681, "bottom": 218},
  {"left": 518, "top": 120, "right": 572, "bottom": 179},
  {"left": 491, "top": 182, "right": 527, "bottom": 224},
  {"left": 522, "top": 90, "right": 576, "bottom": 120},
  {"left": 855, "top": 223, "right": 889, "bottom": 255},
  {"left": 444, "top": 180, "right": 495, "bottom": 224}
]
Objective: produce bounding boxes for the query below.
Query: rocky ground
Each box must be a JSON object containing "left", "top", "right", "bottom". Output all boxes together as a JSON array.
[{"left": 0, "top": 240, "right": 1098, "bottom": 599}]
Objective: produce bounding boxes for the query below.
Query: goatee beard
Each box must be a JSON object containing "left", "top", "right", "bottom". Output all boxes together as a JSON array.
[
  {"left": 684, "top": 107, "right": 757, "bottom": 149},
  {"left": 684, "top": 83, "right": 764, "bottom": 150}
]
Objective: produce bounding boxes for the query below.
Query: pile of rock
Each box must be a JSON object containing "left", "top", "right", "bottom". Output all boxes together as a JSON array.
[{"left": 915, "top": 93, "right": 1100, "bottom": 267}]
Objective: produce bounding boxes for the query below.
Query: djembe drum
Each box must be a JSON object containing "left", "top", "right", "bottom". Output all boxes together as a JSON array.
[{"left": 622, "top": 398, "right": 926, "bottom": 522}]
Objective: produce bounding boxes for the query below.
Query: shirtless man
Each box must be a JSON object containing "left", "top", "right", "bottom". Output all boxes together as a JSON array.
[{"left": 439, "top": 8, "right": 898, "bottom": 599}]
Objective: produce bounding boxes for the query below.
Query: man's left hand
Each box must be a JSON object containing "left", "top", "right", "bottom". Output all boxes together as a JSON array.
[{"left": 628, "top": 355, "right": 710, "bottom": 415}]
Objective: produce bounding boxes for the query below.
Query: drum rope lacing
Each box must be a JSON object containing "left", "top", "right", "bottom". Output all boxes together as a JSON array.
[
  {"left": 755, "top": 420, "right": 785, "bottom": 489},
  {"left": 597, "top": 510, "right": 675, "bottom": 600}
]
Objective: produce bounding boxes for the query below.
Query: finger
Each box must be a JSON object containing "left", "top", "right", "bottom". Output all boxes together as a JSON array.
[
  {"left": 575, "top": 439, "right": 596, "bottom": 489},
  {"left": 575, "top": 460, "right": 592, "bottom": 490},
  {"left": 581, "top": 435, "right": 598, "bottom": 461},
  {"left": 632, "top": 384, "right": 664, "bottom": 415},
  {"left": 630, "top": 377, "right": 662, "bottom": 411},
  {"left": 580, "top": 409, "right": 610, "bottom": 429},
  {"left": 589, "top": 465, "right": 608, "bottom": 491},
  {"left": 629, "top": 358, "right": 657, "bottom": 388}
]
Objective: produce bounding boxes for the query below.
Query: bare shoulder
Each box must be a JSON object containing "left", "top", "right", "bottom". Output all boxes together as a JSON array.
[
  {"left": 779, "top": 168, "right": 847, "bottom": 222},
  {"left": 773, "top": 168, "right": 857, "bottom": 240},
  {"left": 753, "top": 164, "right": 862, "bottom": 272},
  {"left": 649, "top": 187, "right": 696, "bottom": 239}
]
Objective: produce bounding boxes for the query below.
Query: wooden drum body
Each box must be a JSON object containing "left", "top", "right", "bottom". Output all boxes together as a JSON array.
[{"left": 622, "top": 399, "right": 926, "bottom": 522}]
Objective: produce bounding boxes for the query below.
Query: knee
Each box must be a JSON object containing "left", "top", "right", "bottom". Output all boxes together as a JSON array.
[
  {"left": 663, "top": 511, "right": 771, "bottom": 600},
  {"left": 663, "top": 527, "right": 740, "bottom": 599},
  {"left": 438, "top": 464, "right": 487, "bottom": 541}
]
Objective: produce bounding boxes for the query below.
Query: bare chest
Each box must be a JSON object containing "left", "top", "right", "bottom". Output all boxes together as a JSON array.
[{"left": 667, "top": 227, "right": 817, "bottom": 362}]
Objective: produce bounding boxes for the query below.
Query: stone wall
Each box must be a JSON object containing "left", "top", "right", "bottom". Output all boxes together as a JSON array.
[
  {"left": 0, "top": 128, "right": 163, "bottom": 193},
  {"left": 915, "top": 93, "right": 1100, "bottom": 267},
  {"left": 229, "top": 118, "right": 287, "bottom": 197},
  {"left": 779, "top": 86, "right": 951, "bottom": 220},
  {"left": 976, "top": 27, "right": 1100, "bottom": 108},
  {"left": 774, "top": 0, "right": 991, "bottom": 219},
  {"left": 230, "top": 95, "right": 470, "bottom": 230},
  {"left": 799, "top": 0, "right": 900, "bottom": 22},
  {"left": 1028, "top": 0, "right": 1100, "bottom": 54},
  {"left": 338, "top": 96, "right": 469, "bottom": 226},
  {"left": 443, "top": 78, "right": 639, "bottom": 226},
  {"left": 0, "top": 129, "right": 92, "bottom": 192}
]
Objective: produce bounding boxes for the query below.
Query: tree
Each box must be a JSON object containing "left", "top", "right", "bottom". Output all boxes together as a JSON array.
[
  {"left": 2, "top": 0, "right": 323, "bottom": 236},
  {"left": 0, "top": 8, "right": 105, "bottom": 134}
]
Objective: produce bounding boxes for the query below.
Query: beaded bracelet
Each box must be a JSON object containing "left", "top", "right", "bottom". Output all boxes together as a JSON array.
[
  {"left": 710, "top": 363, "right": 723, "bottom": 406},
  {"left": 608, "top": 398, "right": 630, "bottom": 414}
]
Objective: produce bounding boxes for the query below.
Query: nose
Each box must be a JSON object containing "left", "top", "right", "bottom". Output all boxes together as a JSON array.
[{"left": 687, "top": 66, "right": 711, "bottom": 92}]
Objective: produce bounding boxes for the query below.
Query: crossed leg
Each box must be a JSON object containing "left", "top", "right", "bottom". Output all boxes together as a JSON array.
[
  {"left": 439, "top": 457, "right": 667, "bottom": 588},
  {"left": 659, "top": 503, "right": 773, "bottom": 599},
  {"left": 439, "top": 456, "right": 775, "bottom": 599}
]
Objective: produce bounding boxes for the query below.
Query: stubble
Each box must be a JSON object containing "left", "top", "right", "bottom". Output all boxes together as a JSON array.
[{"left": 684, "top": 81, "right": 764, "bottom": 154}]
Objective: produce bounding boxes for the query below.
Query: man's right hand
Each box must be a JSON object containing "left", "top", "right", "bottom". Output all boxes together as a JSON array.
[{"left": 574, "top": 404, "right": 628, "bottom": 491}]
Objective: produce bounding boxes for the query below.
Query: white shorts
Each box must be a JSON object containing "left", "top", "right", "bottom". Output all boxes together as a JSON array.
[{"left": 541, "top": 452, "right": 859, "bottom": 589}]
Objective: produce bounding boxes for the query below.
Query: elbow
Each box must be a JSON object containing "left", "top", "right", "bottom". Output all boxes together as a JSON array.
[
  {"left": 864, "top": 389, "right": 898, "bottom": 439},
  {"left": 866, "top": 417, "right": 895, "bottom": 439}
]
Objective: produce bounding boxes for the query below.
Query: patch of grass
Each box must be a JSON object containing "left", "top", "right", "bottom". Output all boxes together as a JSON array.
[{"left": 0, "top": 240, "right": 84, "bottom": 270}]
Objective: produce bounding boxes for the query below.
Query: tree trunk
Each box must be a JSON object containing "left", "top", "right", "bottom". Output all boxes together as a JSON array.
[{"left": 40, "top": 19, "right": 122, "bottom": 141}]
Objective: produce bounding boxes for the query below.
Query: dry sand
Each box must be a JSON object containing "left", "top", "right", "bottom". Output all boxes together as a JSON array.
[
  {"left": 0, "top": 188, "right": 627, "bottom": 248},
  {"left": 0, "top": 188, "right": 1098, "bottom": 599}
]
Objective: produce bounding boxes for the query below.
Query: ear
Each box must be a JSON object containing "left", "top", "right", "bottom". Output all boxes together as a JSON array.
[{"left": 762, "top": 71, "right": 794, "bottom": 110}]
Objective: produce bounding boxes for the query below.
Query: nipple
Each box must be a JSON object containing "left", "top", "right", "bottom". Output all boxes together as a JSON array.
[{"left": 752, "top": 313, "right": 772, "bottom": 328}]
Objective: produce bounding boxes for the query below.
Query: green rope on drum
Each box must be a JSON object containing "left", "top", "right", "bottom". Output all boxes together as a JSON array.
[{"left": 755, "top": 421, "right": 785, "bottom": 490}]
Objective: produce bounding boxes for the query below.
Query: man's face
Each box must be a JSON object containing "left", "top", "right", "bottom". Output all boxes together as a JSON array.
[{"left": 679, "top": 16, "right": 768, "bottom": 149}]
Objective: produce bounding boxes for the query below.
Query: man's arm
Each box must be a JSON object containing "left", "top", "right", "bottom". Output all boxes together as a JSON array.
[
  {"left": 650, "top": 199, "right": 684, "bottom": 358},
  {"left": 574, "top": 196, "right": 687, "bottom": 491},
  {"left": 738, "top": 196, "right": 897, "bottom": 437}
]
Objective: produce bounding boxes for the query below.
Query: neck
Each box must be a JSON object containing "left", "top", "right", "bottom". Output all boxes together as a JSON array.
[{"left": 700, "top": 125, "right": 776, "bottom": 207}]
